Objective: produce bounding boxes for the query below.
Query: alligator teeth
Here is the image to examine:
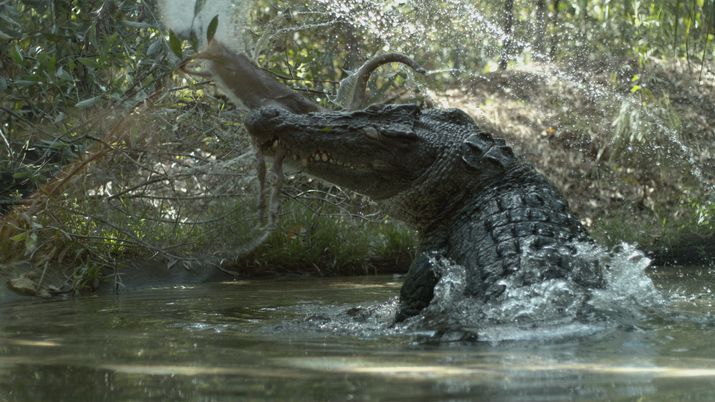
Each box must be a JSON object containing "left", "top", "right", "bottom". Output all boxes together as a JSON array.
[
  {"left": 302, "top": 151, "right": 345, "bottom": 165},
  {"left": 292, "top": 154, "right": 299, "bottom": 161},
  {"left": 363, "top": 126, "right": 380, "bottom": 140},
  {"left": 271, "top": 139, "right": 279, "bottom": 149}
]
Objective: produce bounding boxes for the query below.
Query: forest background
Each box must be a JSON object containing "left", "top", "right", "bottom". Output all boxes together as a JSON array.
[{"left": 0, "top": 0, "right": 713, "bottom": 295}]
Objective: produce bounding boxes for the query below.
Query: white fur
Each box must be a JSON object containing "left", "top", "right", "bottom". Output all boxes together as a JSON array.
[{"left": 158, "top": 0, "right": 251, "bottom": 51}]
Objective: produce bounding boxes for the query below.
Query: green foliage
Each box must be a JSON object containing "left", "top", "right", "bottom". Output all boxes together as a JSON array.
[
  {"left": 247, "top": 0, "right": 713, "bottom": 97},
  {"left": 243, "top": 198, "right": 416, "bottom": 275},
  {"left": 592, "top": 193, "right": 714, "bottom": 253},
  {"left": 606, "top": 91, "right": 682, "bottom": 165},
  {"left": 1, "top": 0, "right": 713, "bottom": 294},
  {"left": 1, "top": 0, "right": 173, "bottom": 200},
  {"left": 1, "top": 1, "right": 170, "bottom": 116},
  {"left": 690, "top": 197, "right": 715, "bottom": 230}
]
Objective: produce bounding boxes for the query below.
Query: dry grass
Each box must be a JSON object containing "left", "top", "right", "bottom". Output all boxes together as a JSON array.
[{"left": 432, "top": 58, "right": 714, "bottom": 252}]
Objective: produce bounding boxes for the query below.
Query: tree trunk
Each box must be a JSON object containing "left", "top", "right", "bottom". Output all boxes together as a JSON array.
[
  {"left": 550, "top": 0, "right": 562, "bottom": 60},
  {"left": 534, "top": 0, "right": 547, "bottom": 60},
  {"left": 499, "top": 0, "right": 515, "bottom": 70},
  {"left": 579, "top": 0, "right": 589, "bottom": 35}
]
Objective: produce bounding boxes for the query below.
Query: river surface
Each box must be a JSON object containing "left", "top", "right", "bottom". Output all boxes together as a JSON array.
[{"left": 1, "top": 265, "right": 714, "bottom": 401}]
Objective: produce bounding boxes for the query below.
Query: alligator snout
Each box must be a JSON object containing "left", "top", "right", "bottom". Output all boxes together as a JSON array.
[
  {"left": 256, "top": 106, "right": 283, "bottom": 119},
  {"left": 245, "top": 106, "right": 290, "bottom": 136}
]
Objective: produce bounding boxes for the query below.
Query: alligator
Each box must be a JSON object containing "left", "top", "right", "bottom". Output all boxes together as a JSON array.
[
  {"left": 186, "top": 44, "right": 604, "bottom": 322},
  {"left": 245, "top": 103, "right": 605, "bottom": 321}
]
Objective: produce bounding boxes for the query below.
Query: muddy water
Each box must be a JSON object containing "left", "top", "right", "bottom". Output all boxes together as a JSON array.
[{"left": 1, "top": 267, "right": 714, "bottom": 401}]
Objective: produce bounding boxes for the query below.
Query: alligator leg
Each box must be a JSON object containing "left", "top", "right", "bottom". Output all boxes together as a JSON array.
[{"left": 396, "top": 252, "right": 441, "bottom": 321}]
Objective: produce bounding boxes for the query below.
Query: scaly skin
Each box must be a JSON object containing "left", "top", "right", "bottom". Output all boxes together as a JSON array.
[{"left": 244, "top": 104, "right": 603, "bottom": 320}]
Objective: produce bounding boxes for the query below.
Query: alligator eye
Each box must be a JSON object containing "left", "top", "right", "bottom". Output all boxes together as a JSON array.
[
  {"left": 258, "top": 107, "right": 281, "bottom": 119},
  {"left": 363, "top": 126, "right": 381, "bottom": 140}
]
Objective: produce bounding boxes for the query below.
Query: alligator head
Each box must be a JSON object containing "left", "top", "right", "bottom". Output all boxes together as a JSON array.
[{"left": 244, "top": 103, "right": 516, "bottom": 232}]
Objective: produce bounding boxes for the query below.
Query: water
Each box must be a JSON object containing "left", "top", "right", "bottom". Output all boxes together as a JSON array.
[
  {"left": 2, "top": 2, "right": 706, "bottom": 400},
  {"left": 1, "top": 265, "right": 714, "bottom": 401}
]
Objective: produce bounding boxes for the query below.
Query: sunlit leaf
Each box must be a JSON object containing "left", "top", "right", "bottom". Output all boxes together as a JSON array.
[
  {"left": 55, "top": 67, "right": 73, "bottom": 82},
  {"left": 12, "top": 171, "right": 31, "bottom": 179},
  {"left": 13, "top": 79, "right": 36, "bottom": 87},
  {"left": 78, "top": 57, "right": 99, "bottom": 68},
  {"left": 9, "top": 44, "right": 22, "bottom": 64},
  {"left": 9, "top": 232, "right": 26, "bottom": 242},
  {"left": 169, "top": 30, "right": 183, "bottom": 58},
  {"left": 121, "top": 20, "right": 151, "bottom": 29},
  {"left": 74, "top": 96, "right": 101, "bottom": 109},
  {"left": 0, "top": 12, "right": 21, "bottom": 27},
  {"left": 207, "top": 15, "right": 219, "bottom": 43},
  {"left": 147, "top": 38, "right": 163, "bottom": 56},
  {"left": 24, "top": 232, "right": 38, "bottom": 256},
  {"left": 0, "top": 28, "right": 13, "bottom": 40}
]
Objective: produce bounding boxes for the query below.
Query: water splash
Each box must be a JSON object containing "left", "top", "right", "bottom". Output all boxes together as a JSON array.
[
  {"left": 291, "top": 242, "right": 666, "bottom": 342},
  {"left": 314, "top": 0, "right": 712, "bottom": 190},
  {"left": 158, "top": 0, "right": 711, "bottom": 192},
  {"left": 418, "top": 242, "right": 664, "bottom": 341},
  {"left": 590, "top": 243, "right": 665, "bottom": 316}
]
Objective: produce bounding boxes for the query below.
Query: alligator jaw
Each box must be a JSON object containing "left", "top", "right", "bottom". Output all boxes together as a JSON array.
[
  {"left": 258, "top": 138, "right": 362, "bottom": 171},
  {"left": 245, "top": 104, "right": 436, "bottom": 200},
  {"left": 249, "top": 106, "right": 365, "bottom": 171}
]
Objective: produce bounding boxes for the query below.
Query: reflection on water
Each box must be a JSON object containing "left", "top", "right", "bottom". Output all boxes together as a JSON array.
[{"left": 1, "top": 268, "right": 715, "bottom": 401}]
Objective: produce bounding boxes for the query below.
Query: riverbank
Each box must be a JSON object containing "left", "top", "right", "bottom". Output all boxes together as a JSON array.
[{"left": 2, "top": 57, "right": 713, "bottom": 299}]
